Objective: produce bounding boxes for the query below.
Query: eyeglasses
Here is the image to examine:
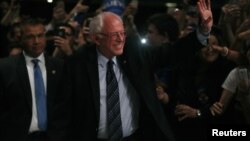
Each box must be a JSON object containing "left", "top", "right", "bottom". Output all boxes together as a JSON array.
[{"left": 99, "top": 31, "right": 126, "bottom": 40}]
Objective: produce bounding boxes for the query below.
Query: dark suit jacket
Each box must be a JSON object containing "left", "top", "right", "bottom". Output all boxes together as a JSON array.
[
  {"left": 62, "top": 32, "right": 203, "bottom": 141},
  {"left": 0, "top": 53, "right": 64, "bottom": 141}
]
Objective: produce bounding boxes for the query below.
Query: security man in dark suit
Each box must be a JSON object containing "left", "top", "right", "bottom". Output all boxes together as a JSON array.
[{"left": 0, "top": 18, "right": 64, "bottom": 141}]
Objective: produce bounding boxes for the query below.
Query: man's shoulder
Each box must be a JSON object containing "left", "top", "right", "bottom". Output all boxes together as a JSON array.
[
  {"left": 0, "top": 55, "right": 22, "bottom": 66},
  {"left": 0, "top": 55, "right": 23, "bottom": 74},
  {"left": 71, "top": 44, "right": 96, "bottom": 60},
  {"left": 45, "top": 55, "right": 63, "bottom": 64},
  {"left": 44, "top": 55, "right": 64, "bottom": 72}
]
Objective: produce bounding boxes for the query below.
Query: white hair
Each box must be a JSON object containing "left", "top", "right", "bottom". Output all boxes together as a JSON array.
[{"left": 89, "top": 12, "right": 123, "bottom": 35}]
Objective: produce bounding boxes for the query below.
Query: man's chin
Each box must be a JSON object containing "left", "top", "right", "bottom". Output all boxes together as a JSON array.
[
  {"left": 114, "top": 46, "right": 124, "bottom": 53},
  {"left": 115, "top": 50, "right": 123, "bottom": 56}
]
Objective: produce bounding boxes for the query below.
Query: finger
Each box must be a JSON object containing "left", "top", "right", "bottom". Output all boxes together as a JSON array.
[
  {"left": 176, "top": 104, "right": 185, "bottom": 111},
  {"left": 179, "top": 114, "right": 188, "bottom": 121},
  {"left": 174, "top": 109, "right": 182, "bottom": 115},
  {"left": 216, "top": 102, "right": 223, "bottom": 109},
  {"left": 201, "top": 0, "right": 207, "bottom": 10},
  {"left": 210, "top": 108, "right": 215, "bottom": 116},
  {"left": 197, "top": 1, "right": 204, "bottom": 12},
  {"left": 212, "top": 104, "right": 221, "bottom": 111},
  {"left": 175, "top": 105, "right": 181, "bottom": 109},
  {"left": 175, "top": 111, "right": 182, "bottom": 116},
  {"left": 211, "top": 45, "right": 223, "bottom": 53},
  {"left": 175, "top": 107, "right": 184, "bottom": 114},
  {"left": 176, "top": 104, "right": 185, "bottom": 107},
  {"left": 207, "top": 0, "right": 211, "bottom": 10},
  {"left": 213, "top": 108, "right": 223, "bottom": 115},
  {"left": 78, "top": 0, "right": 83, "bottom": 4},
  {"left": 156, "top": 87, "right": 164, "bottom": 93},
  {"left": 158, "top": 87, "right": 164, "bottom": 92},
  {"left": 211, "top": 104, "right": 221, "bottom": 112}
]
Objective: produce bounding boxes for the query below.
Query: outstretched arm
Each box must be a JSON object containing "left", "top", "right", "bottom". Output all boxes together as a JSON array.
[
  {"left": 197, "top": 0, "right": 213, "bottom": 33},
  {"left": 210, "top": 89, "right": 234, "bottom": 116}
]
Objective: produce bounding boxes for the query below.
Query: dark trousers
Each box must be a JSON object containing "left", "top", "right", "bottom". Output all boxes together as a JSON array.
[
  {"left": 96, "top": 131, "right": 138, "bottom": 141},
  {"left": 27, "top": 131, "right": 47, "bottom": 141}
]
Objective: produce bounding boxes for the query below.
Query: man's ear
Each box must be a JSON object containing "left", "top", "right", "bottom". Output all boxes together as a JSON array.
[{"left": 91, "top": 34, "right": 101, "bottom": 46}]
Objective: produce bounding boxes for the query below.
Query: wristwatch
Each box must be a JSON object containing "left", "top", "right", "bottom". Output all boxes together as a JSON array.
[{"left": 197, "top": 109, "right": 201, "bottom": 117}]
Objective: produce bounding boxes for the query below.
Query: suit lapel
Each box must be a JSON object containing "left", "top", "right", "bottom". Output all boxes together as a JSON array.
[
  {"left": 17, "top": 54, "right": 32, "bottom": 111},
  {"left": 86, "top": 46, "right": 100, "bottom": 120},
  {"left": 117, "top": 50, "right": 141, "bottom": 91},
  {"left": 44, "top": 56, "right": 56, "bottom": 111}
]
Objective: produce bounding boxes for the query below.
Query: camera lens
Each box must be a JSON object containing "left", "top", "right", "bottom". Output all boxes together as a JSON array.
[{"left": 57, "top": 28, "right": 65, "bottom": 38}]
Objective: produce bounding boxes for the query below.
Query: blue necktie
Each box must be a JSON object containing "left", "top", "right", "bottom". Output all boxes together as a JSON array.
[
  {"left": 106, "top": 60, "right": 123, "bottom": 141},
  {"left": 32, "top": 59, "right": 47, "bottom": 131}
]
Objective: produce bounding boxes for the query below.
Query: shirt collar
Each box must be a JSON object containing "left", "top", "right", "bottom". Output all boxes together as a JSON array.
[
  {"left": 97, "top": 49, "right": 118, "bottom": 68},
  {"left": 23, "top": 51, "right": 45, "bottom": 64}
]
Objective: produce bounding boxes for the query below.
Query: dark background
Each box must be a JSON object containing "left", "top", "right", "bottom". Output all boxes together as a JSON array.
[
  {"left": 17, "top": 0, "right": 227, "bottom": 33},
  {"left": 20, "top": 0, "right": 180, "bottom": 21}
]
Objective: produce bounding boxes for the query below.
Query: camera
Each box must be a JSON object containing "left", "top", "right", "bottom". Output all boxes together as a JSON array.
[{"left": 56, "top": 28, "right": 66, "bottom": 38}]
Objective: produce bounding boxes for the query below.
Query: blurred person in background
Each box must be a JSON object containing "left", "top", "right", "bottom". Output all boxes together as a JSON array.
[
  {"left": 51, "top": 23, "right": 75, "bottom": 58},
  {"left": 172, "top": 27, "right": 236, "bottom": 141}
]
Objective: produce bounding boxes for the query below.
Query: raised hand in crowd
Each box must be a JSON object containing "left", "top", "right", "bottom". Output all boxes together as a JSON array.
[
  {"left": 197, "top": 0, "right": 213, "bottom": 33},
  {"left": 1, "top": 0, "right": 20, "bottom": 26},
  {"left": 235, "top": 18, "right": 250, "bottom": 39}
]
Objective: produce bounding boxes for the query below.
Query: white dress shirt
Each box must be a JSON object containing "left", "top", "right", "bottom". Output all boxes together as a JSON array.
[
  {"left": 97, "top": 50, "right": 139, "bottom": 139},
  {"left": 23, "top": 51, "right": 47, "bottom": 133}
]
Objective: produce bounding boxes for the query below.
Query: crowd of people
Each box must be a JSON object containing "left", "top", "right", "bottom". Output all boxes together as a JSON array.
[{"left": 0, "top": 0, "right": 250, "bottom": 141}]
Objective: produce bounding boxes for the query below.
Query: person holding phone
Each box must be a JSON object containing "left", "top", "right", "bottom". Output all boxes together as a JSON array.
[{"left": 52, "top": 23, "right": 75, "bottom": 58}]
